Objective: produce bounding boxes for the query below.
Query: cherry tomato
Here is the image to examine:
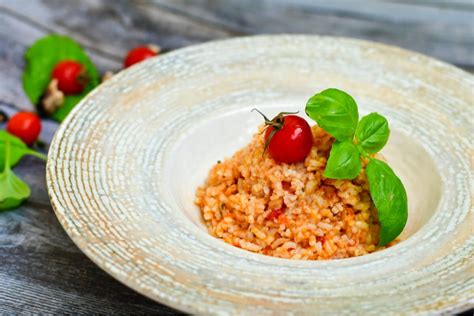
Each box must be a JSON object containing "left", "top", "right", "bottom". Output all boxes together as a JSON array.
[
  {"left": 52, "top": 60, "right": 88, "bottom": 94},
  {"left": 124, "top": 46, "right": 158, "bottom": 68},
  {"left": 7, "top": 112, "right": 41, "bottom": 146},
  {"left": 260, "top": 111, "right": 312, "bottom": 164}
]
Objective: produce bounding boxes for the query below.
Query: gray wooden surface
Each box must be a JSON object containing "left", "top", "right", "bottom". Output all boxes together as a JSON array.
[{"left": 0, "top": 0, "right": 473, "bottom": 314}]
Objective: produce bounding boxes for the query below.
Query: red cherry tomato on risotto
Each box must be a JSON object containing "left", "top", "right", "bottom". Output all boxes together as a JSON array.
[
  {"left": 124, "top": 46, "right": 159, "bottom": 68},
  {"left": 254, "top": 110, "right": 313, "bottom": 164},
  {"left": 7, "top": 112, "right": 41, "bottom": 146},
  {"left": 51, "top": 60, "right": 88, "bottom": 94}
]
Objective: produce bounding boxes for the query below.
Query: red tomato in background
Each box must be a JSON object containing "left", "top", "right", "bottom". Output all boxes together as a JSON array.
[
  {"left": 7, "top": 112, "right": 42, "bottom": 146},
  {"left": 264, "top": 114, "right": 313, "bottom": 164},
  {"left": 124, "top": 46, "right": 159, "bottom": 68},
  {"left": 52, "top": 60, "right": 88, "bottom": 94}
]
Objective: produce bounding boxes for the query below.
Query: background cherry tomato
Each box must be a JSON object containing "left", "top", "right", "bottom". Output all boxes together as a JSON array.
[
  {"left": 264, "top": 114, "right": 312, "bottom": 164},
  {"left": 52, "top": 60, "right": 88, "bottom": 94},
  {"left": 7, "top": 112, "right": 42, "bottom": 146},
  {"left": 124, "top": 46, "right": 158, "bottom": 68}
]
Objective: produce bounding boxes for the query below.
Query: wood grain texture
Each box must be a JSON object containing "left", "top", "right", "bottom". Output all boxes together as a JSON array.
[
  {"left": 152, "top": 0, "right": 474, "bottom": 69},
  {"left": 0, "top": 0, "right": 472, "bottom": 314}
]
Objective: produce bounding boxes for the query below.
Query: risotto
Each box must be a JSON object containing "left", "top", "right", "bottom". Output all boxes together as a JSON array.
[{"left": 195, "top": 125, "right": 393, "bottom": 260}]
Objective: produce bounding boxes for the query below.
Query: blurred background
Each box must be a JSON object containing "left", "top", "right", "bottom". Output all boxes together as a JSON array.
[
  {"left": 0, "top": 0, "right": 473, "bottom": 314},
  {"left": 2, "top": 0, "right": 474, "bottom": 110}
]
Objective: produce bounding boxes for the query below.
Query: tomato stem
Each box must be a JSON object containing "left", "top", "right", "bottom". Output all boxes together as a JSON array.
[
  {"left": 252, "top": 108, "right": 300, "bottom": 155},
  {"left": 27, "top": 149, "right": 47, "bottom": 161},
  {"left": 251, "top": 108, "right": 272, "bottom": 125}
]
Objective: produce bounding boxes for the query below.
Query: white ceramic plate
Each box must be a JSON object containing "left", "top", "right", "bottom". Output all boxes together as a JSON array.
[{"left": 47, "top": 35, "right": 473, "bottom": 315}]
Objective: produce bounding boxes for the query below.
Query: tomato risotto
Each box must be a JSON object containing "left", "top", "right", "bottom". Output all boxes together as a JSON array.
[{"left": 195, "top": 125, "right": 394, "bottom": 260}]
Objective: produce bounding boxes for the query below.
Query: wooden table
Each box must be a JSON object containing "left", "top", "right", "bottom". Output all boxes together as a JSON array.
[{"left": 1, "top": 1, "right": 473, "bottom": 314}]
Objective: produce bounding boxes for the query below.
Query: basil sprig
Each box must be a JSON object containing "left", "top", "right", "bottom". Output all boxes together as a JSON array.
[
  {"left": 305, "top": 88, "right": 407, "bottom": 246},
  {"left": 306, "top": 88, "right": 358, "bottom": 141},
  {"left": 366, "top": 159, "right": 408, "bottom": 246},
  {"left": 0, "top": 130, "right": 46, "bottom": 170},
  {"left": 324, "top": 141, "right": 361, "bottom": 179},
  {"left": 0, "top": 131, "right": 47, "bottom": 211},
  {"left": 23, "top": 35, "right": 99, "bottom": 122},
  {"left": 356, "top": 112, "right": 390, "bottom": 154},
  {"left": 0, "top": 140, "right": 30, "bottom": 210}
]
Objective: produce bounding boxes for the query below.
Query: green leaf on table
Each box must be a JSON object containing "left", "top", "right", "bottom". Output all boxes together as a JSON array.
[
  {"left": 324, "top": 141, "right": 361, "bottom": 179},
  {"left": 22, "top": 34, "right": 99, "bottom": 122},
  {"left": 305, "top": 88, "right": 359, "bottom": 141},
  {"left": 0, "top": 131, "right": 27, "bottom": 170},
  {"left": 0, "top": 141, "right": 31, "bottom": 211},
  {"left": 0, "top": 130, "right": 47, "bottom": 170},
  {"left": 366, "top": 159, "right": 408, "bottom": 246},
  {"left": 0, "top": 169, "right": 31, "bottom": 210},
  {"left": 356, "top": 112, "right": 390, "bottom": 154}
]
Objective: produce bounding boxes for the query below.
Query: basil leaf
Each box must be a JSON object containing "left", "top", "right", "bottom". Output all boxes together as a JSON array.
[
  {"left": 324, "top": 141, "right": 361, "bottom": 179},
  {"left": 305, "top": 88, "right": 359, "bottom": 141},
  {"left": 0, "top": 141, "right": 31, "bottom": 211},
  {"left": 23, "top": 34, "right": 99, "bottom": 122},
  {"left": 366, "top": 159, "right": 408, "bottom": 246},
  {"left": 0, "top": 131, "right": 27, "bottom": 170},
  {"left": 0, "top": 169, "right": 30, "bottom": 210},
  {"left": 0, "top": 131, "right": 47, "bottom": 170},
  {"left": 356, "top": 113, "right": 390, "bottom": 154}
]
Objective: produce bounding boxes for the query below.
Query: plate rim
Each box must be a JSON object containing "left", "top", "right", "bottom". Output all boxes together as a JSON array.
[{"left": 46, "top": 34, "right": 474, "bottom": 314}]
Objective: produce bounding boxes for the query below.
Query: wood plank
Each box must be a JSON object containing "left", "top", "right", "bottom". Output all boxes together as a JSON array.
[
  {"left": 0, "top": 0, "right": 232, "bottom": 61},
  {"left": 388, "top": 0, "right": 474, "bottom": 10},
  {"left": 152, "top": 0, "right": 474, "bottom": 68}
]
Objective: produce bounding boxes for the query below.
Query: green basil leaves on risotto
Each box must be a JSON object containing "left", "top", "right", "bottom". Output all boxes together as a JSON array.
[
  {"left": 305, "top": 88, "right": 358, "bottom": 141},
  {"left": 305, "top": 88, "right": 407, "bottom": 246},
  {"left": 324, "top": 141, "right": 361, "bottom": 180},
  {"left": 356, "top": 112, "right": 390, "bottom": 154},
  {"left": 366, "top": 159, "right": 408, "bottom": 246}
]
